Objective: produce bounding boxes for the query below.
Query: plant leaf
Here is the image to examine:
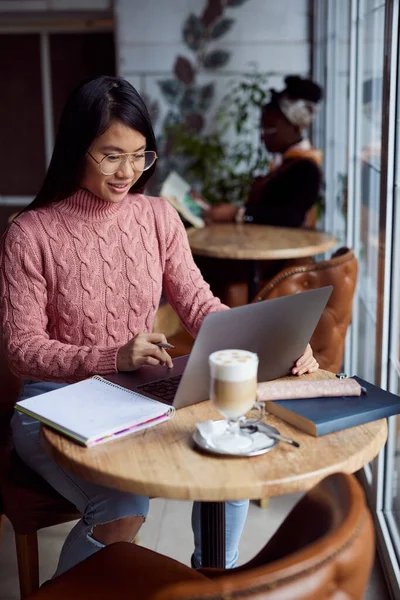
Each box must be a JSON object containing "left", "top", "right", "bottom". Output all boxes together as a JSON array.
[
  {"left": 157, "top": 79, "right": 184, "bottom": 106},
  {"left": 161, "top": 70, "right": 271, "bottom": 206},
  {"left": 198, "top": 83, "right": 215, "bottom": 111},
  {"left": 182, "top": 14, "right": 204, "bottom": 51},
  {"left": 201, "top": 0, "right": 224, "bottom": 27},
  {"left": 181, "top": 88, "right": 198, "bottom": 114},
  {"left": 227, "top": 0, "right": 250, "bottom": 6},
  {"left": 203, "top": 50, "right": 230, "bottom": 69},
  {"left": 174, "top": 56, "right": 195, "bottom": 85},
  {"left": 210, "top": 18, "right": 235, "bottom": 39},
  {"left": 184, "top": 114, "right": 205, "bottom": 133},
  {"left": 163, "top": 110, "right": 182, "bottom": 128}
]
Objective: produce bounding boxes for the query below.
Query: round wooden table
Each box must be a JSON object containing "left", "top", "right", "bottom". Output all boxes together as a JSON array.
[
  {"left": 187, "top": 224, "right": 337, "bottom": 301},
  {"left": 41, "top": 370, "right": 387, "bottom": 568}
]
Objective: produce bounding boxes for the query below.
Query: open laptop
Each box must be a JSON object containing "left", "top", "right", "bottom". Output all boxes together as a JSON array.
[{"left": 106, "top": 286, "right": 332, "bottom": 410}]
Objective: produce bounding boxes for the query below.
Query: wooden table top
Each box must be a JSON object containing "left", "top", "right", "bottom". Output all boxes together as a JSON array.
[
  {"left": 187, "top": 223, "right": 337, "bottom": 260},
  {"left": 42, "top": 370, "right": 387, "bottom": 501}
]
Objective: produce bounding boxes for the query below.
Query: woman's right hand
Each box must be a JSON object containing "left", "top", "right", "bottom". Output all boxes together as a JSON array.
[{"left": 117, "top": 333, "right": 174, "bottom": 371}]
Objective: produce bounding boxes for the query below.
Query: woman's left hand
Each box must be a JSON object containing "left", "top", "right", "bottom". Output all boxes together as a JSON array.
[{"left": 291, "top": 344, "right": 319, "bottom": 375}]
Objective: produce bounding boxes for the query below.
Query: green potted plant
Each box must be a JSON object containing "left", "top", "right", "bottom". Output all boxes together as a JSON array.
[{"left": 167, "top": 71, "right": 272, "bottom": 206}]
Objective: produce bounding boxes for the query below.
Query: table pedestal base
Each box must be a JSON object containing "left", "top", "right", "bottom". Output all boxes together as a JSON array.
[{"left": 200, "top": 502, "right": 226, "bottom": 568}]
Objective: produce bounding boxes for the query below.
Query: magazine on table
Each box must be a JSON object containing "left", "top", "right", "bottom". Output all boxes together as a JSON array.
[{"left": 160, "top": 171, "right": 210, "bottom": 228}]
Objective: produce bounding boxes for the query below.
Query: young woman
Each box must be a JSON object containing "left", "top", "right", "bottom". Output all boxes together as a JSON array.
[
  {"left": 204, "top": 75, "right": 323, "bottom": 227},
  {"left": 0, "top": 76, "right": 318, "bottom": 577}
]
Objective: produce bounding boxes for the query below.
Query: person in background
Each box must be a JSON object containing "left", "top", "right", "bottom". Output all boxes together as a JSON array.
[
  {"left": 203, "top": 75, "right": 323, "bottom": 228},
  {"left": 0, "top": 76, "right": 318, "bottom": 578}
]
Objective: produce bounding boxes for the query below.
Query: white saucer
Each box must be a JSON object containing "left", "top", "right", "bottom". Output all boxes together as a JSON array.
[{"left": 193, "top": 421, "right": 279, "bottom": 457}]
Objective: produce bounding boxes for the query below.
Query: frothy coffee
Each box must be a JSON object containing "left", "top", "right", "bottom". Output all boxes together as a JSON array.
[{"left": 209, "top": 350, "right": 258, "bottom": 419}]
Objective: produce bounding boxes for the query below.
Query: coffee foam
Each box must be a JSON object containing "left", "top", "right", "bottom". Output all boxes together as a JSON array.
[{"left": 209, "top": 349, "right": 258, "bottom": 382}]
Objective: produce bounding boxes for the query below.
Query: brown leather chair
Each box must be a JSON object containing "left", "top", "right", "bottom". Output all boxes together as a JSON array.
[
  {"left": 160, "top": 247, "right": 358, "bottom": 372},
  {"left": 27, "top": 472, "right": 374, "bottom": 600},
  {"left": 254, "top": 247, "right": 358, "bottom": 373},
  {"left": 0, "top": 335, "right": 79, "bottom": 598}
]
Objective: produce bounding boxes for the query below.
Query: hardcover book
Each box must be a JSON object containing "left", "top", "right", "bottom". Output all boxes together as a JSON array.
[{"left": 265, "top": 376, "right": 400, "bottom": 436}]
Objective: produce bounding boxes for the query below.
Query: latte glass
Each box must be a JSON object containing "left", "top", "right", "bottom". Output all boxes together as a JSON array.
[{"left": 209, "top": 349, "right": 263, "bottom": 452}]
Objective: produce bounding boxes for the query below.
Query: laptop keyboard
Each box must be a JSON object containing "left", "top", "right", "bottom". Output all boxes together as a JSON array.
[{"left": 137, "top": 375, "right": 182, "bottom": 404}]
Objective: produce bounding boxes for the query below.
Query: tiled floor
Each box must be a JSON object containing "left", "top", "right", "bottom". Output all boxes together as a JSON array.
[{"left": 0, "top": 495, "right": 390, "bottom": 599}]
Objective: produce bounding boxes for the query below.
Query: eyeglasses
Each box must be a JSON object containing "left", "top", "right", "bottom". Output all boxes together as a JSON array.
[{"left": 87, "top": 150, "right": 158, "bottom": 175}]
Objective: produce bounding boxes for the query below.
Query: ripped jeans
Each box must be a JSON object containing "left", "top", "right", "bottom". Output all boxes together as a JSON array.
[{"left": 12, "top": 381, "right": 249, "bottom": 576}]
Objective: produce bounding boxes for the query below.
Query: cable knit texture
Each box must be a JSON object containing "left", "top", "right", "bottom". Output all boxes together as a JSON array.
[{"left": 0, "top": 189, "right": 227, "bottom": 383}]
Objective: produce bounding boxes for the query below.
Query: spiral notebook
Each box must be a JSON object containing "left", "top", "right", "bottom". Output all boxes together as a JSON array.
[{"left": 15, "top": 376, "right": 175, "bottom": 447}]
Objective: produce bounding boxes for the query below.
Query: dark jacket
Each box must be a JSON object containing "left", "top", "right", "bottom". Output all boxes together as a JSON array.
[{"left": 244, "top": 157, "right": 322, "bottom": 228}]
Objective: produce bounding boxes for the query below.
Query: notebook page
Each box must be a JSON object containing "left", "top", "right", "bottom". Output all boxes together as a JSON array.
[{"left": 16, "top": 377, "right": 170, "bottom": 443}]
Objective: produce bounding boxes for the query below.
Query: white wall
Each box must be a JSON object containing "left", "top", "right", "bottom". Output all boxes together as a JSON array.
[{"left": 115, "top": 0, "right": 310, "bottom": 135}]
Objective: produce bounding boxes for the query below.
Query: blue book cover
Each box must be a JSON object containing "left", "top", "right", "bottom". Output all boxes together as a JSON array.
[{"left": 265, "top": 377, "right": 400, "bottom": 436}]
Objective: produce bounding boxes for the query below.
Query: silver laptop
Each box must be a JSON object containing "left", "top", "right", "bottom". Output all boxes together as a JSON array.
[{"left": 106, "top": 286, "right": 332, "bottom": 410}]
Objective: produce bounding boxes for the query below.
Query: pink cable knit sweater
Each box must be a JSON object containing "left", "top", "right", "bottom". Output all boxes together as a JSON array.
[{"left": 0, "top": 189, "right": 226, "bottom": 383}]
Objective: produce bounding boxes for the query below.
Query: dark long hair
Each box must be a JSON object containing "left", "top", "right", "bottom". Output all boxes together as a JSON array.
[{"left": 22, "top": 76, "right": 157, "bottom": 212}]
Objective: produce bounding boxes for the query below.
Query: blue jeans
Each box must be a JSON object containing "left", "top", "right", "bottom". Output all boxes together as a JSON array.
[{"left": 12, "top": 380, "right": 249, "bottom": 575}]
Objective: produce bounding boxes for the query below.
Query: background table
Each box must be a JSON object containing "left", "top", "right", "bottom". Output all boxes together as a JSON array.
[
  {"left": 41, "top": 370, "right": 387, "bottom": 568},
  {"left": 187, "top": 224, "right": 337, "bottom": 300}
]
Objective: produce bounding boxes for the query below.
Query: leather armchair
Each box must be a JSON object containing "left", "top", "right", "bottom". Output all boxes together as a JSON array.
[
  {"left": 254, "top": 247, "right": 358, "bottom": 373},
  {"left": 154, "top": 248, "right": 358, "bottom": 372},
  {"left": 27, "top": 472, "right": 375, "bottom": 600}
]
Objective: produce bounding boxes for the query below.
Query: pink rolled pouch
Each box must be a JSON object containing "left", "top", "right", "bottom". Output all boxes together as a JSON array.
[{"left": 257, "top": 377, "right": 364, "bottom": 401}]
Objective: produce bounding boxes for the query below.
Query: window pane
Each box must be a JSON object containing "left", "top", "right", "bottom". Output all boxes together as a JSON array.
[
  {"left": 387, "top": 367, "right": 400, "bottom": 554},
  {"left": 332, "top": 0, "right": 351, "bottom": 244},
  {"left": 386, "top": 18, "right": 400, "bottom": 549},
  {"left": 354, "top": 2, "right": 385, "bottom": 381},
  {"left": 312, "top": 0, "right": 351, "bottom": 246}
]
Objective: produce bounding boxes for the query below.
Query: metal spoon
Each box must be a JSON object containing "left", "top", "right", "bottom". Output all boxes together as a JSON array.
[{"left": 240, "top": 422, "right": 300, "bottom": 448}]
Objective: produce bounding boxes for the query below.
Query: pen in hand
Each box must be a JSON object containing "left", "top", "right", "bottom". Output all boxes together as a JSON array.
[{"left": 155, "top": 342, "right": 175, "bottom": 349}]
